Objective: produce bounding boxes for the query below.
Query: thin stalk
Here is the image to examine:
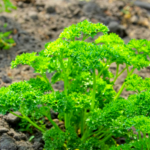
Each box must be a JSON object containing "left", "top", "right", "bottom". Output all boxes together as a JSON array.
[
  {"left": 98, "top": 64, "right": 107, "bottom": 78},
  {"left": 58, "top": 53, "right": 69, "bottom": 129},
  {"left": 63, "top": 70, "right": 69, "bottom": 129},
  {"left": 82, "top": 35, "right": 90, "bottom": 41},
  {"left": 42, "top": 73, "right": 54, "bottom": 93},
  {"left": 10, "top": 112, "right": 45, "bottom": 133},
  {"left": 46, "top": 111, "right": 62, "bottom": 133},
  {"left": 96, "top": 130, "right": 110, "bottom": 139},
  {"left": 94, "top": 127, "right": 107, "bottom": 137},
  {"left": 81, "top": 127, "right": 91, "bottom": 142},
  {"left": 138, "top": 130, "right": 142, "bottom": 141},
  {"left": 23, "top": 115, "right": 45, "bottom": 133},
  {"left": 114, "top": 67, "right": 135, "bottom": 101},
  {"left": 98, "top": 59, "right": 111, "bottom": 78},
  {"left": 10, "top": 111, "right": 24, "bottom": 119},
  {"left": 126, "top": 64, "right": 129, "bottom": 74},
  {"left": 91, "top": 69, "right": 96, "bottom": 110},
  {"left": 111, "top": 66, "right": 127, "bottom": 84},
  {"left": 101, "top": 133, "right": 112, "bottom": 143},
  {"left": 0, "top": 38, "right": 13, "bottom": 47},
  {"left": 80, "top": 109, "right": 85, "bottom": 136},
  {"left": 116, "top": 64, "right": 119, "bottom": 77}
]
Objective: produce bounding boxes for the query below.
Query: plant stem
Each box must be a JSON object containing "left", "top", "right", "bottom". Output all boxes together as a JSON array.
[
  {"left": 46, "top": 111, "right": 62, "bottom": 133},
  {"left": 0, "top": 38, "right": 12, "bottom": 47},
  {"left": 111, "top": 66, "right": 127, "bottom": 84},
  {"left": 91, "top": 69, "right": 96, "bottom": 110},
  {"left": 101, "top": 133, "right": 112, "bottom": 143},
  {"left": 81, "top": 127, "right": 91, "bottom": 142},
  {"left": 10, "top": 111, "right": 24, "bottom": 119},
  {"left": 116, "top": 64, "right": 119, "bottom": 76},
  {"left": 10, "top": 111, "right": 45, "bottom": 133},
  {"left": 23, "top": 115, "right": 45, "bottom": 133},
  {"left": 126, "top": 64, "right": 129, "bottom": 74},
  {"left": 58, "top": 53, "right": 69, "bottom": 129},
  {"left": 98, "top": 63, "right": 107, "bottom": 78},
  {"left": 94, "top": 126, "right": 106, "bottom": 137},
  {"left": 42, "top": 73, "right": 54, "bottom": 93},
  {"left": 98, "top": 59, "right": 111, "bottom": 78},
  {"left": 82, "top": 35, "right": 90, "bottom": 41},
  {"left": 114, "top": 67, "right": 135, "bottom": 101},
  {"left": 80, "top": 109, "right": 85, "bottom": 136},
  {"left": 96, "top": 130, "right": 110, "bottom": 139}
]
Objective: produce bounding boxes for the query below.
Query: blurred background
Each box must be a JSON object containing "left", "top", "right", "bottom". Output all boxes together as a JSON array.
[{"left": 1, "top": 0, "right": 150, "bottom": 93}]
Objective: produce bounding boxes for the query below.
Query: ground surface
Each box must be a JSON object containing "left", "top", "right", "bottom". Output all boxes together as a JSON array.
[{"left": 1, "top": 0, "right": 150, "bottom": 149}]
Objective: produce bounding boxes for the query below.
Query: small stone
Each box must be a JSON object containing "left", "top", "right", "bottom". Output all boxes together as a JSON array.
[
  {"left": 83, "top": 1, "right": 102, "bottom": 16},
  {"left": 58, "top": 121, "right": 64, "bottom": 126},
  {"left": 0, "top": 127, "right": 9, "bottom": 134},
  {"left": 18, "top": 2, "right": 24, "bottom": 8},
  {"left": 108, "top": 21, "right": 120, "bottom": 32},
  {"left": 12, "top": 68, "right": 21, "bottom": 76},
  {"left": 0, "top": 134, "right": 17, "bottom": 150},
  {"left": 116, "top": 137, "right": 126, "bottom": 144},
  {"left": 45, "top": 122, "right": 53, "bottom": 128},
  {"left": 0, "top": 54, "right": 4, "bottom": 60},
  {"left": 16, "top": 141, "right": 34, "bottom": 150},
  {"left": 28, "top": 11, "right": 38, "bottom": 20},
  {"left": 59, "top": 124, "right": 65, "bottom": 131},
  {"left": 7, "top": 128, "right": 16, "bottom": 136},
  {"left": 14, "top": 132, "right": 27, "bottom": 141},
  {"left": 134, "top": 1, "right": 150, "bottom": 10},
  {"left": 53, "top": 119, "right": 59, "bottom": 124},
  {"left": 22, "top": 65, "right": 30, "bottom": 71},
  {"left": 32, "top": 142, "right": 43, "bottom": 149},
  {"left": 33, "top": 132, "right": 43, "bottom": 143},
  {"left": 130, "top": 15, "right": 138, "bottom": 23},
  {"left": 46, "top": 5, "right": 55, "bottom": 14},
  {"left": 50, "top": 109, "right": 58, "bottom": 119},
  {"left": 2, "top": 75, "right": 12, "bottom": 83},
  {"left": 5, "top": 112, "right": 21, "bottom": 125},
  {"left": 16, "top": 49, "right": 27, "bottom": 55}
]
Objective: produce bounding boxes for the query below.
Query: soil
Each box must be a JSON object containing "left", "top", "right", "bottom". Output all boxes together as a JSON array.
[{"left": 0, "top": 0, "right": 150, "bottom": 149}]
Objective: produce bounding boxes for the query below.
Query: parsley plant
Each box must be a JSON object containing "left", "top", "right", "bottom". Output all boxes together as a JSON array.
[{"left": 1, "top": 20, "right": 150, "bottom": 149}]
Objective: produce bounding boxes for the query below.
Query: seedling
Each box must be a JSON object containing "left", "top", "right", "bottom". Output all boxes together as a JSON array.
[{"left": 0, "top": 0, "right": 16, "bottom": 50}]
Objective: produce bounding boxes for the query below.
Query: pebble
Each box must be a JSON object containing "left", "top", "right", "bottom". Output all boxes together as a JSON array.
[
  {"left": 17, "top": 2, "right": 24, "bottom": 8},
  {"left": 0, "top": 127, "right": 9, "bottom": 134},
  {"left": 0, "top": 54, "right": 4, "bottom": 60},
  {"left": 108, "top": 21, "right": 120, "bottom": 32},
  {"left": 5, "top": 112, "right": 21, "bottom": 125},
  {"left": 134, "top": 1, "right": 150, "bottom": 10},
  {"left": 0, "top": 134, "right": 17, "bottom": 150},
  {"left": 46, "top": 5, "right": 56, "bottom": 14},
  {"left": 2, "top": 75, "right": 12, "bottom": 83},
  {"left": 28, "top": 11, "right": 38, "bottom": 20}
]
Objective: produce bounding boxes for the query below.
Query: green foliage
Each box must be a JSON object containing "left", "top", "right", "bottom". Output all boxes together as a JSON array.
[
  {"left": 1, "top": 20, "right": 150, "bottom": 149},
  {"left": 59, "top": 20, "right": 109, "bottom": 40},
  {"left": 0, "top": 0, "right": 16, "bottom": 50},
  {"left": 0, "top": 31, "right": 15, "bottom": 50},
  {"left": 125, "top": 74, "right": 150, "bottom": 93},
  {"left": 110, "top": 136, "right": 150, "bottom": 150},
  {"left": 0, "top": 0, "right": 16, "bottom": 12}
]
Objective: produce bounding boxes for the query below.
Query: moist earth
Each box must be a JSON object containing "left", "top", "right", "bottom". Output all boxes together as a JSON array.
[{"left": 0, "top": 0, "right": 150, "bottom": 149}]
